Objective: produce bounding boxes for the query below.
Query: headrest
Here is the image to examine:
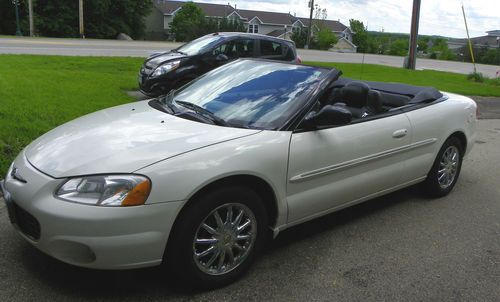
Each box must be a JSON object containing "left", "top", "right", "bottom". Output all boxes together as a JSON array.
[
  {"left": 340, "top": 82, "right": 370, "bottom": 108},
  {"left": 367, "top": 90, "right": 383, "bottom": 113}
]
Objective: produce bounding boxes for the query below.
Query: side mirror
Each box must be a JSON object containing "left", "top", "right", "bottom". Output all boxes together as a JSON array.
[
  {"left": 304, "top": 104, "right": 352, "bottom": 129},
  {"left": 216, "top": 54, "right": 229, "bottom": 62}
]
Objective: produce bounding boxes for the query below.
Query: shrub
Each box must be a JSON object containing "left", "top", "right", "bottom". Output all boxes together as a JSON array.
[{"left": 467, "top": 72, "right": 485, "bottom": 83}]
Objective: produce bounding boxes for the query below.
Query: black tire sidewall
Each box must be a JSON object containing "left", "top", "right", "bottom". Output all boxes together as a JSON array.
[
  {"left": 166, "top": 186, "right": 268, "bottom": 289},
  {"left": 423, "top": 137, "right": 464, "bottom": 197}
]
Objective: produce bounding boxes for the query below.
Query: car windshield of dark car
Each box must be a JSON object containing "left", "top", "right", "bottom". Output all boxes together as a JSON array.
[
  {"left": 176, "top": 35, "right": 224, "bottom": 56},
  {"left": 172, "top": 60, "right": 327, "bottom": 130}
]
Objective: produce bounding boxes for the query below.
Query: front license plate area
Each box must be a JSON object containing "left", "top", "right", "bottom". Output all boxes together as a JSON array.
[{"left": 1, "top": 185, "right": 17, "bottom": 225}]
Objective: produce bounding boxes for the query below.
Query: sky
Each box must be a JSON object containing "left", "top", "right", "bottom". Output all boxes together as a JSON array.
[{"left": 203, "top": 0, "right": 499, "bottom": 38}]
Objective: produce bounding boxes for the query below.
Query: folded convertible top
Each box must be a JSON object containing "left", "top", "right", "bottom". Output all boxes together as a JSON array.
[{"left": 332, "top": 77, "right": 443, "bottom": 104}]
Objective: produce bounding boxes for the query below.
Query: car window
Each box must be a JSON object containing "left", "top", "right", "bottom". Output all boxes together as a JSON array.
[
  {"left": 177, "top": 35, "right": 224, "bottom": 56},
  {"left": 172, "top": 60, "right": 328, "bottom": 130},
  {"left": 260, "top": 40, "right": 283, "bottom": 58},
  {"left": 234, "top": 39, "right": 255, "bottom": 57},
  {"left": 283, "top": 44, "right": 296, "bottom": 61},
  {"left": 212, "top": 39, "right": 255, "bottom": 59}
]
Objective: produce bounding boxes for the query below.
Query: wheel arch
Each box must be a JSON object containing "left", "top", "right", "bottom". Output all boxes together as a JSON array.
[
  {"left": 447, "top": 130, "right": 467, "bottom": 153},
  {"left": 169, "top": 174, "right": 279, "bottom": 238}
]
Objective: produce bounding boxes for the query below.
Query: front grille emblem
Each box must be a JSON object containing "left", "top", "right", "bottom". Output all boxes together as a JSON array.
[{"left": 11, "top": 167, "right": 27, "bottom": 183}]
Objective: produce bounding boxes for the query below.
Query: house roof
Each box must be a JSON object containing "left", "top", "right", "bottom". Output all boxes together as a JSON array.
[
  {"left": 296, "top": 17, "right": 348, "bottom": 32},
  {"left": 235, "top": 9, "right": 294, "bottom": 25},
  {"left": 154, "top": 1, "right": 349, "bottom": 32},
  {"left": 449, "top": 35, "right": 500, "bottom": 48},
  {"left": 266, "top": 29, "right": 286, "bottom": 37},
  {"left": 154, "top": 0, "right": 234, "bottom": 16}
]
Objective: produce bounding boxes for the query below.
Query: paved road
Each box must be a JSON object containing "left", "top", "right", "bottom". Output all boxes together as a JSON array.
[
  {"left": 1, "top": 119, "right": 499, "bottom": 301},
  {"left": 1, "top": 37, "right": 499, "bottom": 77}
]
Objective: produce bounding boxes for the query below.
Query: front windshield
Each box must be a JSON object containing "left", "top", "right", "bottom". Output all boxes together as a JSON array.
[
  {"left": 171, "top": 60, "right": 327, "bottom": 130},
  {"left": 176, "top": 35, "right": 224, "bottom": 56}
]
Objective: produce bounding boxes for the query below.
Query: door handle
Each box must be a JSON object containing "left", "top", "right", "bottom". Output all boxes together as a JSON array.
[{"left": 392, "top": 129, "right": 408, "bottom": 138}]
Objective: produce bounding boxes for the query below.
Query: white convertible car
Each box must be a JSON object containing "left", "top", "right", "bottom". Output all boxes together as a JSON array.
[{"left": 1, "top": 59, "right": 477, "bottom": 288}]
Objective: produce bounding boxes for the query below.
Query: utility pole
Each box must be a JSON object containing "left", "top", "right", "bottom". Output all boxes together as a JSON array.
[
  {"left": 28, "top": 0, "right": 34, "bottom": 36},
  {"left": 305, "top": 0, "right": 314, "bottom": 49},
  {"left": 79, "top": 0, "right": 85, "bottom": 38},
  {"left": 405, "top": 0, "right": 421, "bottom": 70},
  {"left": 12, "top": 0, "right": 22, "bottom": 36}
]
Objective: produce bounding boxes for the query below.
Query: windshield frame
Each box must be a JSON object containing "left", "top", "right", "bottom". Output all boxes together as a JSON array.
[
  {"left": 175, "top": 35, "right": 225, "bottom": 56},
  {"left": 163, "top": 59, "right": 331, "bottom": 130}
]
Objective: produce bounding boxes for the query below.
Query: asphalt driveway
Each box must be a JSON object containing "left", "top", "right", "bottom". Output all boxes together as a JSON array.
[{"left": 0, "top": 119, "right": 499, "bottom": 301}]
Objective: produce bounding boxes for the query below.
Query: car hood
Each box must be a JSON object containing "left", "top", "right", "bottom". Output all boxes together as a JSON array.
[
  {"left": 25, "top": 101, "right": 260, "bottom": 178},
  {"left": 146, "top": 51, "right": 187, "bottom": 68}
]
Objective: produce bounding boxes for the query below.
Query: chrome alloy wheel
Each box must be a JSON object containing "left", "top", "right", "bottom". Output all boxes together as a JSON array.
[
  {"left": 438, "top": 145, "right": 460, "bottom": 189},
  {"left": 193, "top": 203, "right": 257, "bottom": 275}
]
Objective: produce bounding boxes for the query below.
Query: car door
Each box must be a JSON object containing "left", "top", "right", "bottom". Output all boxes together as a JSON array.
[{"left": 286, "top": 113, "right": 412, "bottom": 224}]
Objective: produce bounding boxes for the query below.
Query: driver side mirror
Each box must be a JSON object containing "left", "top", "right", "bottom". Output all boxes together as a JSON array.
[
  {"left": 216, "top": 54, "right": 229, "bottom": 62},
  {"left": 303, "top": 104, "right": 352, "bottom": 129}
]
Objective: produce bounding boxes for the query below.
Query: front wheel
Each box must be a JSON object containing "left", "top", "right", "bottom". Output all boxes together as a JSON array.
[
  {"left": 421, "top": 137, "right": 463, "bottom": 197},
  {"left": 165, "top": 186, "right": 268, "bottom": 289}
]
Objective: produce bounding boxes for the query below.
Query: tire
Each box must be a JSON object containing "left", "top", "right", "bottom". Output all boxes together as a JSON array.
[
  {"left": 165, "top": 186, "right": 269, "bottom": 289},
  {"left": 421, "top": 137, "right": 464, "bottom": 197}
]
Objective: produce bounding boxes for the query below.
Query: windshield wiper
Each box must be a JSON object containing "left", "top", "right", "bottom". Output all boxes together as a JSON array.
[
  {"left": 158, "top": 89, "right": 177, "bottom": 114},
  {"left": 175, "top": 101, "right": 228, "bottom": 126}
]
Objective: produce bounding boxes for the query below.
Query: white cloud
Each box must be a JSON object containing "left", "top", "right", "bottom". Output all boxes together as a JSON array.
[{"left": 204, "top": 0, "right": 499, "bottom": 38}]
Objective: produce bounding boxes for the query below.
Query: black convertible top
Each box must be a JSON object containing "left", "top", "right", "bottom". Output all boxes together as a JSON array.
[{"left": 331, "top": 77, "right": 443, "bottom": 105}]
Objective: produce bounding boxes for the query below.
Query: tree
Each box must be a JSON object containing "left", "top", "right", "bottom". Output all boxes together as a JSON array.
[
  {"left": 0, "top": 0, "right": 29, "bottom": 35},
  {"left": 170, "top": 2, "right": 205, "bottom": 42},
  {"left": 349, "top": 19, "right": 369, "bottom": 53},
  {"left": 417, "top": 37, "right": 429, "bottom": 53},
  {"left": 316, "top": 27, "right": 337, "bottom": 50},
  {"left": 291, "top": 29, "right": 307, "bottom": 48},
  {"left": 389, "top": 39, "right": 408, "bottom": 56},
  {"left": 27, "top": 0, "right": 152, "bottom": 39}
]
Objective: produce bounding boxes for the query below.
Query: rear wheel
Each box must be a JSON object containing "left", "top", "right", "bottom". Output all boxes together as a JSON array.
[
  {"left": 166, "top": 186, "right": 268, "bottom": 289},
  {"left": 422, "top": 137, "right": 463, "bottom": 197}
]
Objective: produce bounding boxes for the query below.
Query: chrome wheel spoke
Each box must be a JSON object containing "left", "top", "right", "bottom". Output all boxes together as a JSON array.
[
  {"left": 196, "top": 245, "right": 216, "bottom": 259},
  {"left": 437, "top": 145, "right": 460, "bottom": 189},
  {"left": 196, "top": 238, "right": 218, "bottom": 244},
  {"left": 226, "top": 206, "right": 233, "bottom": 225},
  {"left": 237, "top": 219, "right": 251, "bottom": 233},
  {"left": 237, "top": 234, "right": 251, "bottom": 240},
  {"left": 214, "top": 211, "right": 224, "bottom": 228},
  {"left": 193, "top": 203, "right": 257, "bottom": 276},
  {"left": 217, "top": 248, "right": 226, "bottom": 270},
  {"left": 202, "top": 223, "right": 218, "bottom": 235},
  {"left": 205, "top": 249, "right": 220, "bottom": 267},
  {"left": 226, "top": 247, "right": 235, "bottom": 264},
  {"left": 233, "top": 209, "right": 244, "bottom": 227}
]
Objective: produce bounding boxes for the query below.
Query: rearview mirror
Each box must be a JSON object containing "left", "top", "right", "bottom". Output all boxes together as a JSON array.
[
  {"left": 216, "top": 54, "right": 229, "bottom": 62},
  {"left": 304, "top": 105, "right": 352, "bottom": 129}
]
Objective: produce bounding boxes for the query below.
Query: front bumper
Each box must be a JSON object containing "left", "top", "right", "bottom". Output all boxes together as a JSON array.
[
  {"left": 138, "top": 68, "right": 175, "bottom": 97},
  {"left": 2, "top": 153, "right": 185, "bottom": 269}
]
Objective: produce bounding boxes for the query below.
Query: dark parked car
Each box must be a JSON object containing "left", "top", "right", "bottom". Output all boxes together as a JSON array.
[{"left": 138, "top": 32, "right": 301, "bottom": 97}]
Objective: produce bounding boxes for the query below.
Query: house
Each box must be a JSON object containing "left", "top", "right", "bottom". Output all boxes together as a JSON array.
[
  {"left": 447, "top": 30, "right": 500, "bottom": 53},
  {"left": 145, "top": 0, "right": 356, "bottom": 52}
]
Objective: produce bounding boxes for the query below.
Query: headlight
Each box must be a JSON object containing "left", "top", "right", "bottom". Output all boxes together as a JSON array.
[
  {"left": 56, "top": 175, "right": 151, "bottom": 207},
  {"left": 152, "top": 60, "right": 181, "bottom": 77}
]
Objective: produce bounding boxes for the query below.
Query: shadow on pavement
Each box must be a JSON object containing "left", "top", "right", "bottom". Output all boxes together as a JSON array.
[{"left": 17, "top": 185, "right": 425, "bottom": 298}]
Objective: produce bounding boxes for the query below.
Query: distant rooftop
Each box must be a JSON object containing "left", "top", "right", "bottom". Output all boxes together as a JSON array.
[
  {"left": 153, "top": 0, "right": 349, "bottom": 33},
  {"left": 486, "top": 30, "right": 500, "bottom": 37}
]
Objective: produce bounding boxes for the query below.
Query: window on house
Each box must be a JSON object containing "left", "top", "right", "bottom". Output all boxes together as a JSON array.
[{"left": 248, "top": 24, "right": 259, "bottom": 34}]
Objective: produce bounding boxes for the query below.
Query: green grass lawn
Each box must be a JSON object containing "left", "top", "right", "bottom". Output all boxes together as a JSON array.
[
  {"left": 0, "top": 55, "right": 498, "bottom": 176},
  {"left": 0, "top": 55, "right": 144, "bottom": 175}
]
